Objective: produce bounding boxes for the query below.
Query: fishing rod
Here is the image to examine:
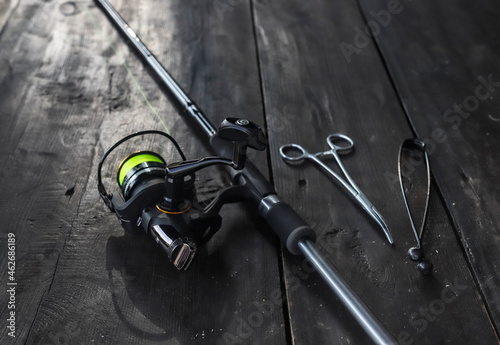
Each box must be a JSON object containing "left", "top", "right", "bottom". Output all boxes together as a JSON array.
[{"left": 94, "top": 0, "right": 397, "bottom": 343}]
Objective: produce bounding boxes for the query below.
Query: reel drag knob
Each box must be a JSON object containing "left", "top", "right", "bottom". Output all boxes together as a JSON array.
[
  {"left": 217, "top": 118, "right": 267, "bottom": 169},
  {"left": 217, "top": 118, "right": 268, "bottom": 151}
]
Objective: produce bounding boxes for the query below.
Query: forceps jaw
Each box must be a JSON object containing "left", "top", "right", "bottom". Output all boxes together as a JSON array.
[
  {"left": 356, "top": 193, "right": 394, "bottom": 244},
  {"left": 369, "top": 206, "right": 393, "bottom": 244}
]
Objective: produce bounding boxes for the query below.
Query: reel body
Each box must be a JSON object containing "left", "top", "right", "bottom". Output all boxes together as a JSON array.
[
  {"left": 97, "top": 118, "right": 269, "bottom": 270},
  {"left": 113, "top": 151, "right": 205, "bottom": 271}
]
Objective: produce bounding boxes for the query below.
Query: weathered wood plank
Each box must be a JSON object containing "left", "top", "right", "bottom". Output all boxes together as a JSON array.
[
  {"left": 254, "top": 0, "right": 499, "bottom": 343},
  {"left": 0, "top": 0, "right": 19, "bottom": 38},
  {"left": 0, "top": 0, "right": 286, "bottom": 344},
  {"left": 358, "top": 0, "right": 500, "bottom": 334},
  {"left": 3, "top": 0, "right": 500, "bottom": 344},
  {"left": 0, "top": 0, "right": 107, "bottom": 343}
]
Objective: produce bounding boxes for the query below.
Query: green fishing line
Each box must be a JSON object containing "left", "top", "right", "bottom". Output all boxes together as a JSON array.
[{"left": 87, "top": 7, "right": 171, "bottom": 135}]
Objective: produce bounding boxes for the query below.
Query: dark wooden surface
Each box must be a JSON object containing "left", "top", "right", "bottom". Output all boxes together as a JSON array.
[
  {"left": 357, "top": 0, "right": 500, "bottom": 332},
  {"left": 0, "top": 0, "right": 499, "bottom": 344}
]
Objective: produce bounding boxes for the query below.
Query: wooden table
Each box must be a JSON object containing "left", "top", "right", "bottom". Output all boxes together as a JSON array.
[{"left": 1, "top": 0, "right": 499, "bottom": 344}]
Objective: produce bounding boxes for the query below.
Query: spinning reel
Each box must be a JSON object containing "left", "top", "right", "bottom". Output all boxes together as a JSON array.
[{"left": 97, "top": 118, "right": 267, "bottom": 270}]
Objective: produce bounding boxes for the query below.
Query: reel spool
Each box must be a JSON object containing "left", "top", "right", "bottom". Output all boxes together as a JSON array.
[{"left": 116, "top": 151, "right": 166, "bottom": 201}]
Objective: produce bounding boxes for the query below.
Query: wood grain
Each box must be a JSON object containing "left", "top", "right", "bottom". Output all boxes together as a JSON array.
[
  {"left": 253, "top": 0, "right": 499, "bottom": 343},
  {"left": 0, "top": 0, "right": 285, "bottom": 344},
  {"left": 358, "top": 0, "right": 500, "bottom": 335},
  {"left": 1, "top": 0, "right": 499, "bottom": 344}
]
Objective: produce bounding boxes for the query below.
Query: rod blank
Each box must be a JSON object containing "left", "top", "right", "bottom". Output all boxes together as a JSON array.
[
  {"left": 297, "top": 239, "right": 397, "bottom": 344},
  {"left": 95, "top": 0, "right": 216, "bottom": 137}
]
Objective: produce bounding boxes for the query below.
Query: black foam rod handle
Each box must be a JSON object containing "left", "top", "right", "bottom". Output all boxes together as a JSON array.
[{"left": 258, "top": 195, "right": 316, "bottom": 255}]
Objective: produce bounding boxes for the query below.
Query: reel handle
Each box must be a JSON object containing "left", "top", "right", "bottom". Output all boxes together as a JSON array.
[{"left": 161, "top": 118, "right": 267, "bottom": 212}]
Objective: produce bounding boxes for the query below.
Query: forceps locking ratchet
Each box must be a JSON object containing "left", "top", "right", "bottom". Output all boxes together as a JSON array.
[{"left": 280, "top": 134, "right": 393, "bottom": 244}]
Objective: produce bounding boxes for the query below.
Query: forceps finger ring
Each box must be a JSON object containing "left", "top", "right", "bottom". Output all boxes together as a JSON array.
[
  {"left": 279, "top": 144, "right": 310, "bottom": 162},
  {"left": 326, "top": 133, "right": 354, "bottom": 153}
]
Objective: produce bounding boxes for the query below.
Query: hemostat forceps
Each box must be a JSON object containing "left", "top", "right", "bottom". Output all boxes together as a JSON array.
[{"left": 280, "top": 134, "right": 393, "bottom": 244}]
